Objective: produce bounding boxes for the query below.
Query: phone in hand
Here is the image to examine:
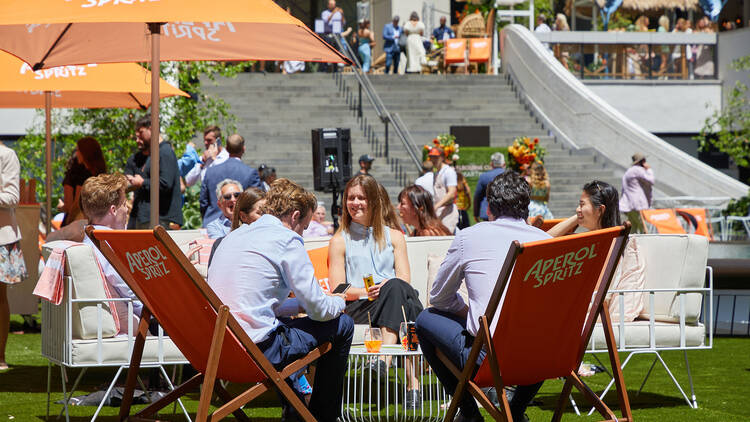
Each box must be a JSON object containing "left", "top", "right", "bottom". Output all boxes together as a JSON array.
[
  {"left": 215, "top": 136, "right": 222, "bottom": 148},
  {"left": 331, "top": 283, "right": 351, "bottom": 294}
]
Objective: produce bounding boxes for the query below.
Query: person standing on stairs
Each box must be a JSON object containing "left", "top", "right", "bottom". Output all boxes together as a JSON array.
[
  {"left": 619, "top": 153, "right": 654, "bottom": 234},
  {"left": 429, "top": 147, "right": 459, "bottom": 233},
  {"left": 382, "top": 16, "right": 402, "bottom": 74},
  {"left": 358, "top": 154, "right": 375, "bottom": 176}
]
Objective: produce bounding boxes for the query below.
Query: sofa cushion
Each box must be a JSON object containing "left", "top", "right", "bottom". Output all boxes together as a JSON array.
[
  {"left": 635, "top": 234, "right": 708, "bottom": 323},
  {"left": 588, "top": 320, "right": 705, "bottom": 350},
  {"left": 70, "top": 334, "right": 186, "bottom": 366},
  {"left": 426, "top": 253, "right": 468, "bottom": 307},
  {"left": 608, "top": 237, "right": 646, "bottom": 322},
  {"left": 60, "top": 244, "right": 119, "bottom": 339}
]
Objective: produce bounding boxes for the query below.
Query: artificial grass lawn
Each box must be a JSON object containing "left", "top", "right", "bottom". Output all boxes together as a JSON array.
[{"left": 1, "top": 312, "right": 749, "bottom": 422}]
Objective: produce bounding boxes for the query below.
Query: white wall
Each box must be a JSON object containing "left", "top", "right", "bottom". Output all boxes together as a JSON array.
[
  {"left": 0, "top": 109, "right": 36, "bottom": 137},
  {"left": 585, "top": 81, "right": 722, "bottom": 134}
]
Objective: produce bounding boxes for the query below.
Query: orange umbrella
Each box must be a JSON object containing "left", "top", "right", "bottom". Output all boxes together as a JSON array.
[
  {"left": 0, "top": 0, "right": 349, "bottom": 226},
  {"left": 0, "top": 51, "right": 189, "bottom": 233}
]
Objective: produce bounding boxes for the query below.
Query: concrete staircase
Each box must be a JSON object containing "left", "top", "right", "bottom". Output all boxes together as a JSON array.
[
  {"left": 201, "top": 73, "right": 404, "bottom": 206},
  {"left": 202, "top": 72, "right": 622, "bottom": 218},
  {"left": 348, "top": 74, "right": 622, "bottom": 217}
]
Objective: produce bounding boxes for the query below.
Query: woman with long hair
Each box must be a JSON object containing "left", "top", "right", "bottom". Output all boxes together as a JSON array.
[
  {"left": 357, "top": 19, "right": 376, "bottom": 73},
  {"left": 329, "top": 174, "right": 423, "bottom": 407},
  {"left": 378, "top": 183, "right": 403, "bottom": 232},
  {"left": 527, "top": 162, "right": 553, "bottom": 220},
  {"left": 547, "top": 180, "right": 621, "bottom": 236},
  {"left": 61, "top": 137, "right": 107, "bottom": 226},
  {"left": 397, "top": 185, "right": 451, "bottom": 236}
]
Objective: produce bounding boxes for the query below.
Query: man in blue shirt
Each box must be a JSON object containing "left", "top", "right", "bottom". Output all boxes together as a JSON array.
[
  {"left": 200, "top": 134, "right": 261, "bottom": 226},
  {"left": 382, "top": 16, "right": 402, "bottom": 74},
  {"left": 416, "top": 171, "right": 548, "bottom": 422},
  {"left": 208, "top": 178, "right": 353, "bottom": 422},
  {"left": 431, "top": 16, "right": 455, "bottom": 42},
  {"left": 473, "top": 152, "right": 505, "bottom": 222}
]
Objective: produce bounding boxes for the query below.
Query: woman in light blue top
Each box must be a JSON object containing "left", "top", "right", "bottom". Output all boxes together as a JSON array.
[{"left": 329, "top": 174, "right": 424, "bottom": 408}]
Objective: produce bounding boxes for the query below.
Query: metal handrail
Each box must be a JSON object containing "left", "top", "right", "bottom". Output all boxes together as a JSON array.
[{"left": 332, "top": 34, "right": 422, "bottom": 172}]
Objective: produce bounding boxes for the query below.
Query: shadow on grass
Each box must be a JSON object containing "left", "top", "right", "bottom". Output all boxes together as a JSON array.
[
  {"left": 534, "top": 390, "right": 687, "bottom": 412},
  {"left": 0, "top": 365, "right": 51, "bottom": 393},
  {"left": 37, "top": 415, "right": 282, "bottom": 422}
]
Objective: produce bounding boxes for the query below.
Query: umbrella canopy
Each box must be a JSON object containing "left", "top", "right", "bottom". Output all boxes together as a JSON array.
[
  {"left": 0, "top": 0, "right": 349, "bottom": 227},
  {"left": 0, "top": 51, "right": 188, "bottom": 234},
  {"left": 0, "top": 52, "right": 188, "bottom": 108},
  {"left": 0, "top": 0, "right": 347, "bottom": 69}
]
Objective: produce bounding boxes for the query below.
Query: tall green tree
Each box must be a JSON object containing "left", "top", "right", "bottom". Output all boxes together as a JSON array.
[
  {"left": 15, "top": 61, "right": 251, "bottom": 229},
  {"left": 697, "top": 55, "right": 750, "bottom": 176}
]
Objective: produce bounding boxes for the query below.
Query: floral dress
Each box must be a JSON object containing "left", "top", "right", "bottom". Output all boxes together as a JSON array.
[{"left": 0, "top": 241, "right": 26, "bottom": 285}]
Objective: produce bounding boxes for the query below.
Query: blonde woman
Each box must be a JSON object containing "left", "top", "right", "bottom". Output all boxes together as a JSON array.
[
  {"left": 527, "top": 162, "right": 553, "bottom": 220},
  {"left": 555, "top": 13, "right": 570, "bottom": 31}
]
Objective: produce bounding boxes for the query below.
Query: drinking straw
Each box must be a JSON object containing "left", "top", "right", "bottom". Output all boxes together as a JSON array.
[
  {"left": 401, "top": 305, "right": 408, "bottom": 325},
  {"left": 368, "top": 311, "right": 372, "bottom": 329}
]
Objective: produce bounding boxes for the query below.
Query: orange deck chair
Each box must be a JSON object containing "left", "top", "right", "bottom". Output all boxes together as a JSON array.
[
  {"left": 86, "top": 226, "right": 332, "bottom": 422},
  {"left": 539, "top": 218, "right": 566, "bottom": 232},
  {"left": 444, "top": 38, "right": 468, "bottom": 71},
  {"left": 640, "top": 209, "right": 686, "bottom": 234},
  {"left": 437, "top": 225, "right": 633, "bottom": 422},
  {"left": 676, "top": 208, "right": 714, "bottom": 240},
  {"left": 468, "top": 37, "right": 491, "bottom": 74}
]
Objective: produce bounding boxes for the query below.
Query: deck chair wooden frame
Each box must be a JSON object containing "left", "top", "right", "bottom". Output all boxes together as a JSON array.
[
  {"left": 437, "top": 225, "right": 633, "bottom": 422},
  {"left": 86, "top": 226, "right": 332, "bottom": 422}
]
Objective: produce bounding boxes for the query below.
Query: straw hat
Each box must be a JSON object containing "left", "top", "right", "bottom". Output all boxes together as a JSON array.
[{"left": 631, "top": 152, "right": 646, "bottom": 165}]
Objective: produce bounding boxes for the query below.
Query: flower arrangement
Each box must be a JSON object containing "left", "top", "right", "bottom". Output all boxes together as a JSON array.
[
  {"left": 507, "top": 136, "right": 545, "bottom": 171},
  {"left": 423, "top": 133, "right": 460, "bottom": 163}
]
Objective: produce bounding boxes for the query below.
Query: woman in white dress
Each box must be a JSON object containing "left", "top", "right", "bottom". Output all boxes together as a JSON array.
[{"left": 403, "top": 11, "right": 426, "bottom": 74}]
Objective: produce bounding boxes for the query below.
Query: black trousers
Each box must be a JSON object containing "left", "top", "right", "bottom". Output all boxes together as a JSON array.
[{"left": 345, "top": 278, "right": 423, "bottom": 332}]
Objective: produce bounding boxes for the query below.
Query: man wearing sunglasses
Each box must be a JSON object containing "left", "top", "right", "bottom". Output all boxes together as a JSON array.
[{"left": 206, "top": 179, "right": 242, "bottom": 239}]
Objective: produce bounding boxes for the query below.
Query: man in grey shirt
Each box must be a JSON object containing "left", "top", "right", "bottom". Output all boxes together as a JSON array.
[{"left": 416, "top": 171, "right": 550, "bottom": 422}]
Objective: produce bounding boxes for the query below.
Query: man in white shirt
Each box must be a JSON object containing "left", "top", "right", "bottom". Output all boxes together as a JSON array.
[
  {"left": 80, "top": 174, "right": 142, "bottom": 331},
  {"left": 208, "top": 178, "right": 353, "bottom": 422},
  {"left": 414, "top": 160, "right": 434, "bottom": 196},
  {"left": 429, "top": 147, "right": 459, "bottom": 232},
  {"left": 184, "top": 125, "right": 229, "bottom": 187},
  {"left": 205, "top": 179, "right": 241, "bottom": 239},
  {"left": 534, "top": 15, "right": 552, "bottom": 50},
  {"left": 416, "top": 171, "right": 550, "bottom": 422}
]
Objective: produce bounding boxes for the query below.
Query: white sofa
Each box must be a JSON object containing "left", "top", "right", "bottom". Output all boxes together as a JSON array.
[
  {"left": 586, "top": 234, "right": 713, "bottom": 410},
  {"left": 41, "top": 236, "right": 192, "bottom": 422}
]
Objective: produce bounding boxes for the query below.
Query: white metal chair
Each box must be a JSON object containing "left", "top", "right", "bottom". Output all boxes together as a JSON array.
[
  {"left": 40, "top": 242, "right": 189, "bottom": 422},
  {"left": 585, "top": 234, "right": 713, "bottom": 411}
]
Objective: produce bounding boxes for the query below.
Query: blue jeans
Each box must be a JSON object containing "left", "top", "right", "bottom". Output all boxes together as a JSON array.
[
  {"left": 358, "top": 43, "right": 371, "bottom": 72},
  {"left": 384, "top": 47, "right": 400, "bottom": 73},
  {"left": 416, "top": 308, "right": 542, "bottom": 419},
  {"left": 259, "top": 314, "right": 354, "bottom": 422}
]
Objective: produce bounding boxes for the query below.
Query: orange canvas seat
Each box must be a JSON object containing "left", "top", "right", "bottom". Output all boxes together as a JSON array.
[
  {"left": 87, "top": 227, "right": 331, "bottom": 422},
  {"left": 640, "top": 209, "right": 686, "bottom": 234},
  {"left": 438, "top": 225, "right": 633, "bottom": 422},
  {"left": 444, "top": 38, "right": 467, "bottom": 65},
  {"left": 539, "top": 218, "right": 566, "bottom": 232},
  {"left": 307, "top": 246, "right": 330, "bottom": 291},
  {"left": 676, "top": 208, "right": 713, "bottom": 240},
  {"left": 468, "top": 37, "right": 491, "bottom": 63}
]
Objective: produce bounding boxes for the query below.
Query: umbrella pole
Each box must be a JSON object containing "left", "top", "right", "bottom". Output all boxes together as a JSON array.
[
  {"left": 148, "top": 23, "right": 162, "bottom": 228},
  {"left": 44, "top": 91, "right": 52, "bottom": 236}
]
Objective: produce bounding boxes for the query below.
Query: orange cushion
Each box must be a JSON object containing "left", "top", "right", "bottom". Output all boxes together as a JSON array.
[
  {"left": 641, "top": 209, "right": 686, "bottom": 234},
  {"left": 445, "top": 38, "right": 467, "bottom": 64},
  {"left": 307, "top": 246, "right": 330, "bottom": 292},
  {"left": 468, "top": 38, "right": 491, "bottom": 62}
]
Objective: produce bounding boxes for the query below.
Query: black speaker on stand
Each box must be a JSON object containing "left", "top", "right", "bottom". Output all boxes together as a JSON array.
[{"left": 312, "top": 128, "right": 352, "bottom": 231}]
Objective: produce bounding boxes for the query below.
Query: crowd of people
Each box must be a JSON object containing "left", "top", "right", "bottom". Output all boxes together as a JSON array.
[
  {"left": 0, "top": 104, "right": 664, "bottom": 421},
  {"left": 536, "top": 12, "right": 723, "bottom": 80}
]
